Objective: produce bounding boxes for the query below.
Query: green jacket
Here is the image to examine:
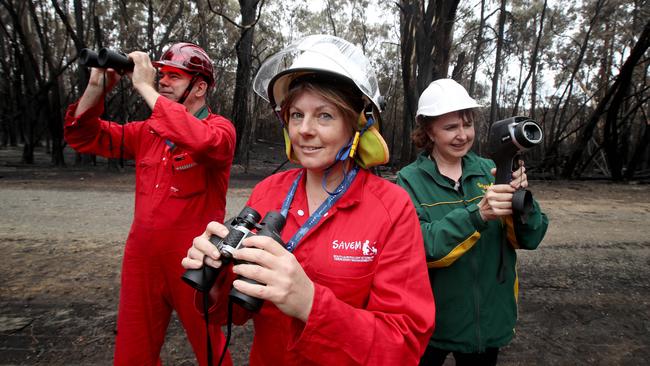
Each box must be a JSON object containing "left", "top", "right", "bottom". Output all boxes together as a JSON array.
[{"left": 396, "top": 151, "right": 548, "bottom": 353}]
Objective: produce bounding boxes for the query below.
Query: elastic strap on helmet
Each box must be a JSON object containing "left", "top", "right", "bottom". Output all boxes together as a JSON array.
[{"left": 177, "top": 75, "right": 199, "bottom": 105}]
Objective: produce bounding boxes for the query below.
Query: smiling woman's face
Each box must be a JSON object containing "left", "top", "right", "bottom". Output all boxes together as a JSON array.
[
  {"left": 286, "top": 89, "right": 354, "bottom": 172},
  {"left": 427, "top": 111, "right": 476, "bottom": 162}
]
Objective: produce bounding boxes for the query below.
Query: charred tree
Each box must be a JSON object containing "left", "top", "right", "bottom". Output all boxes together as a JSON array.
[{"left": 562, "top": 20, "right": 650, "bottom": 179}]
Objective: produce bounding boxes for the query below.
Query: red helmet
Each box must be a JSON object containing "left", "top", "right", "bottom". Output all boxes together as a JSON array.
[{"left": 153, "top": 42, "right": 214, "bottom": 87}]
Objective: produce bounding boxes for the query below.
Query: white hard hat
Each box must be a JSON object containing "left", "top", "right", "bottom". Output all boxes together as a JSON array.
[
  {"left": 253, "top": 34, "right": 383, "bottom": 112},
  {"left": 416, "top": 78, "right": 480, "bottom": 117},
  {"left": 252, "top": 34, "right": 389, "bottom": 168}
]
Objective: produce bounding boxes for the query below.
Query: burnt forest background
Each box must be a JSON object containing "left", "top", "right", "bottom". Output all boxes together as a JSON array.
[{"left": 0, "top": 0, "right": 648, "bottom": 181}]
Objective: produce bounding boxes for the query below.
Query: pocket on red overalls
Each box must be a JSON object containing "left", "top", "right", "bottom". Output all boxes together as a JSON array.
[
  {"left": 170, "top": 152, "right": 206, "bottom": 198},
  {"left": 136, "top": 157, "right": 157, "bottom": 196}
]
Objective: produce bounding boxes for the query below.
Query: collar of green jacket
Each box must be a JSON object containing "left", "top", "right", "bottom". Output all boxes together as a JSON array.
[
  {"left": 193, "top": 104, "right": 209, "bottom": 119},
  {"left": 416, "top": 151, "right": 488, "bottom": 189}
]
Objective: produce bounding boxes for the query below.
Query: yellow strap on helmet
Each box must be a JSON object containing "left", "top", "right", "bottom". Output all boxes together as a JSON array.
[{"left": 349, "top": 131, "right": 361, "bottom": 158}]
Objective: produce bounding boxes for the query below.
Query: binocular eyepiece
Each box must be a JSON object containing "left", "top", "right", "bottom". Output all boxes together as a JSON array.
[
  {"left": 181, "top": 206, "right": 286, "bottom": 312},
  {"left": 78, "top": 48, "right": 134, "bottom": 72}
]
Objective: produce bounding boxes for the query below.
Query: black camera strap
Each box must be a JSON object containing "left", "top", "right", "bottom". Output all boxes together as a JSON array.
[
  {"left": 200, "top": 264, "right": 229, "bottom": 366},
  {"left": 202, "top": 278, "right": 214, "bottom": 366},
  {"left": 218, "top": 300, "right": 234, "bottom": 366},
  {"left": 201, "top": 265, "right": 234, "bottom": 366}
]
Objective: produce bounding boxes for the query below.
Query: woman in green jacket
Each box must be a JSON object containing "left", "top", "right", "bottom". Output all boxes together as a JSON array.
[{"left": 396, "top": 79, "right": 548, "bottom": 366}]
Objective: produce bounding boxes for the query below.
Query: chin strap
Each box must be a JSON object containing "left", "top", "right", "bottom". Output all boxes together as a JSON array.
[
  {"left": 334, "top": 105, "right": 376, "bottom": 163},
  {"left": 177, "top": 75, "right": 199, "bottom": 105},
  {"left": 322, "top": 105, "right": 376, "bottom": 196}
]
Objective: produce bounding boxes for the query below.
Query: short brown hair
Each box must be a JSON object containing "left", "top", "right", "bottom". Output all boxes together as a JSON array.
[
  {"left": 411, "top": 109, "right": 476, "bottom": 153},
  {"left": 280, "top": 76, "right": 364, "bottom": 132}
]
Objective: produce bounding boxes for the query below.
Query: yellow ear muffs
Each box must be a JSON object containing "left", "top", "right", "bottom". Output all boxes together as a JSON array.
[
  {"left": 355, "top": 125, "right": 389, "bottom": 168},
  {"left": 351, "top": 110, "right": 389, "bottom": 168},
  {"left": 282, "top": 110, "right": 390, "bottom": 168}
]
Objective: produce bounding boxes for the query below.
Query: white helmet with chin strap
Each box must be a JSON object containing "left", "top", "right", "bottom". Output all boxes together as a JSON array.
[
  {"left": 417, "top": 78, "right": 481, "bottom": 118},
  {"left": 253, "top": 34, "right": 389, "bottom": 168}
]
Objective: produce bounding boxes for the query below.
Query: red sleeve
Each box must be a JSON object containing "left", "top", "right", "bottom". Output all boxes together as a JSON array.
[
  {"left": 63, "top": 101, "right": 140, "bottom": 159},
  {"left": 287, "top": 193, "right": 436, "bottom": 365},
  {"left": 147, "top": 97, "right": 236, "bottom": 166}
]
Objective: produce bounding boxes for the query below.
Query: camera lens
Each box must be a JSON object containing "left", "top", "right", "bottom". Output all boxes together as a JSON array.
[{"left": 514, "top": 120, "right": 542, "bottom": 148}]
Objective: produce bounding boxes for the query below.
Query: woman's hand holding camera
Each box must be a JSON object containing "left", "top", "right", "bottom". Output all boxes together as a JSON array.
[
  {"left": 510, "top": 160, "right": 529, "bottom": 190},
  {"left": 478, "top": 162, "right": 529, "bottom": 222}
]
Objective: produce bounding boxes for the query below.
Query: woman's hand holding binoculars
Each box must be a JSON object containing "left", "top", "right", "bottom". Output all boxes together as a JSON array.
[
  {"left": 182, "top": 221, "right": 230, "bottom": 271},
  {"left": 231, "top": 235, "right": 315, "bottom": 322},
  {"left": 182, "top": 218, "right": 315, "bottom": 322}
]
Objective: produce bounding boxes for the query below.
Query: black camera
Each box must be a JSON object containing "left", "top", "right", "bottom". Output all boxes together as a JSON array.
[
  {"left": 78, "top": 47, "right": 134, "bottom": 72},
  {"left": 487, "top": 116, "right": 543, "bottom": 223},
  {"left": 181, "top": 207, "right": 286, "bottom": 312}
]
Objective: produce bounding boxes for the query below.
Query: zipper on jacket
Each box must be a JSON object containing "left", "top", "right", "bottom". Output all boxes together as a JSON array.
[
  {"left": 461, "top": 180, "right": 482, "bottom": 353},
  {"left": 472, "top": 236, "right": 482, "bottom": 352}
]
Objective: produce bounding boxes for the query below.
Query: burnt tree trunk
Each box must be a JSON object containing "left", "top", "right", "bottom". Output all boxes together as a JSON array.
[
  {"left": 468, "top": 0, "right": 485, "bottom": 97},
  {"left": 562, "top": 20, "right": 650, "bottom": 178},
  {"left": 399, "top": 0, "right": 460, "bottom": 166},
  {"left": 231, "top": 0, "right": 264, "bottom": 167},
  {"left": 398, "top": 0, "right": 419, "bottom": 166},
  {"left": 512, "top": 0, "right": 547, "bottom": 117},
  {"left": 488, "top": 0, "right": 507, "bottom": 128}
]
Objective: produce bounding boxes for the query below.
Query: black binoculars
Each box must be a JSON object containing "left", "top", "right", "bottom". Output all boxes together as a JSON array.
[
  {"left": 182, "top": 206, "right": 286, "bottom": 312},
  {"left": 78, "top": 48, "right": 134, "bottom": 72},
  {"left": 487, "top": 116, "right": 543, "bottom": 223}
]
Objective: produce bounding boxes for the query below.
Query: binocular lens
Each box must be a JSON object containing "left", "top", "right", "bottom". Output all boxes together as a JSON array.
[
  {"left": 97, "top": 48, "right": 134, "bottom": 72},
  {"left": 79, "top": 49, "right": 100, "bottom": 68}
]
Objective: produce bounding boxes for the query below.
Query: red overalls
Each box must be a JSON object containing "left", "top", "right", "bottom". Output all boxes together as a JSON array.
[
  {"left": 204, "top": 168, "right": 435, "bottom": 365},
  {"left": 64, "top": 96, "right": 236, "bottom": 365}
]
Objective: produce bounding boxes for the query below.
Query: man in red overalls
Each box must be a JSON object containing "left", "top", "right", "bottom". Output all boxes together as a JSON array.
[{"left": 64, "top": 43, "right": 236, "bottom": 365}]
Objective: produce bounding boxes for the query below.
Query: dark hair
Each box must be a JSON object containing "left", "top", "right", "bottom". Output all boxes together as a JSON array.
[
  {"left": 280, "top": 74, "right": 364, "bottom": 131},
  {"left": 411, "top": 109, "right": 476, "bottom": 153}
]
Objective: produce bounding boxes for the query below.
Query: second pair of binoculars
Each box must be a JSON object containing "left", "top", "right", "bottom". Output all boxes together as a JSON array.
[
  {"left": 78, "top": 48, "right": 134, "bottom": 72},
  {"left": 182, "top": 206, "right": 286, "bottom": 312}
]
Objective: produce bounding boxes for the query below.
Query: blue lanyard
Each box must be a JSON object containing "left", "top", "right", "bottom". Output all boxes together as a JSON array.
[{"left": 280, "top": 166, "right": 359, "bottom": 252}]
